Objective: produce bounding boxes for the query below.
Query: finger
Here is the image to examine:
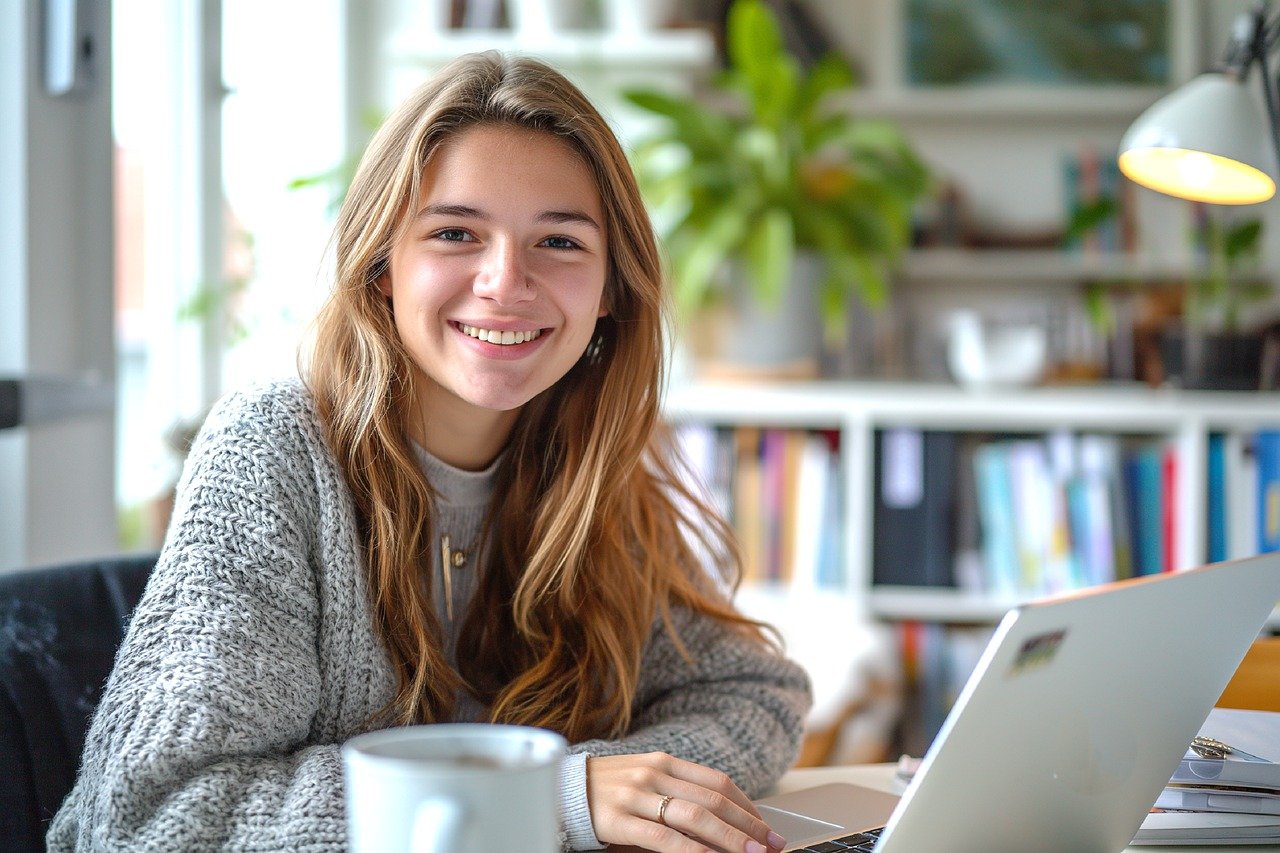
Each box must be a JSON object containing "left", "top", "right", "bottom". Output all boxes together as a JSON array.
[
  {"left": 653, "top": 755, "right": 762, "bottom": 818},
  {"left": 660, "top": 788, "right": 778, "bottom": 850},
  {"left": 619, "top": 813, "right": 719, "bottom": 853},
  {"left": 657, "top": 779, "right": 776, "bottom": 847}
]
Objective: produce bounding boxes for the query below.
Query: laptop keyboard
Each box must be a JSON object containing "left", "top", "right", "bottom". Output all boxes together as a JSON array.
[{"left": 795, "top": 827, "right": 884, "bottom": 852}]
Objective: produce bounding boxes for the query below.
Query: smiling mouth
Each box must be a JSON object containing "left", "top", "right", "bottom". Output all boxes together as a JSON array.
[{"left": 457, "top": 323, "right": 544, "bottom": 346}]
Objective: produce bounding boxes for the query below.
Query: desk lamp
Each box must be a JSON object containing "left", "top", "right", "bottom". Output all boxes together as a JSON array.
[{"left": 1119, "top": 3, "right": 1280, "bottom": 204}]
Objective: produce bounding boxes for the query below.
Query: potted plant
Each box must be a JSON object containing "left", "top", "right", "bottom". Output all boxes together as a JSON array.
[
  {"left": 1160, "top": 213, "right": 1272, "bottom": 390},
  {"left": 623, "top": 0, "right": 929, "bottom": 375}
]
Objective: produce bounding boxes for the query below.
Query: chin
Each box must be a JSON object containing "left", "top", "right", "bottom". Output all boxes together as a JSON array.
[{"left": 459, "top": 384, "right": 546, "bottom": 413}]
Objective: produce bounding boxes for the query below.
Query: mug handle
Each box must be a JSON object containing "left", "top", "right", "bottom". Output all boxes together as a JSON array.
[{"left": 411, "top": 797, "right": 467, "bottom": 853}]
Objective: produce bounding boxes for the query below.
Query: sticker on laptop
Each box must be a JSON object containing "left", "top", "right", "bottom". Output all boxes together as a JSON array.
[{"left": 1009, "top": 629, "right": 1066, "bottom": 676}]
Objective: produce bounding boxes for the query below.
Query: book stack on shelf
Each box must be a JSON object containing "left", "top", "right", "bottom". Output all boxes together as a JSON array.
[
  {"left": 874, "top": 427, "right": 1280, "bottom": 600},
  {"left": 677, "top": 424, "right": 845, "bottom": 589},
  {"left": 893, "top": 621, "right": 992, "bottom": 757}
]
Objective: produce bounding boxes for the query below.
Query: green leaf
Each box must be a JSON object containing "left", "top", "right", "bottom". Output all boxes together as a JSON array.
[
  {"left": 796, "top": 54, "right": 855, "bottom": 118},
  {"left": 1224, "top": 219, "right": 1263, "bottom": 261},
  {"left": 726, "top": 0, "right": 801, "bottom": 130},
  {"left": 622, "top": 90, "right": 737, "bottom": 159},
  {"left": 1063, "top": 197, "right": 1119, "bottom": 245},
  {"left": 744, "top": 207, "right": 795, "bottom": 307},
  {"left": 727, "top": 0, "right": 783, "bottom": 88},
  {"left": 672, "top": 205, "right": 750, "bottom": 316}
]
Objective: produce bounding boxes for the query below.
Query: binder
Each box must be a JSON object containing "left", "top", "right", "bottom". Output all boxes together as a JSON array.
[
  {"left": 872, "top": 429, "right": 956, "bottom": 587},
  {"left": 1257, "top": 430, "right": 1280, "bottom": 554},
  {"left": 1207, "top": 433, "right": 1227, "bottom": 563}
]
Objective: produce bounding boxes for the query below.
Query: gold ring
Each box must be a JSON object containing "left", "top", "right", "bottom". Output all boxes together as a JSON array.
[{"left": 656, "top": 794, "right": 674, "bottom": 826}]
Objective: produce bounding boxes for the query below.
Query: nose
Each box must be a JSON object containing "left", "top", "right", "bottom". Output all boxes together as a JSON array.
[{"left": 473, "top": 239, "right": 535, "bottom": 305}]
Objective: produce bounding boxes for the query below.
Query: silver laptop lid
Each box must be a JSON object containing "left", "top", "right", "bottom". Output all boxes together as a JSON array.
[{"left": 878, "top": 553, "right": 1280, "bottom": 853}]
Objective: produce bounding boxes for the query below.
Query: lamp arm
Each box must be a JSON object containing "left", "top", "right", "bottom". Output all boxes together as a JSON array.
[{"left": 1255, "top": 7, "right": 1280, "bottom": 176}]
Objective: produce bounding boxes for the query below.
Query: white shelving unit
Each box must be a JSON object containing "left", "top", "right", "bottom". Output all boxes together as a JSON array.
[
  {"left": 899, "top": 248, "right": 1232, "bottom": 286},
  {"left": 664, "top": 379, "right": 1280, "bottom": 625}
]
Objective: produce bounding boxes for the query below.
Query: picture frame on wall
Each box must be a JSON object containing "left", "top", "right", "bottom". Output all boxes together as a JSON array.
[
  {"left": 855, "top": 0, "right": 1205, "bottom": 116},
  {"left": 905, "top": 0, "right": 1173, "bottom": 89}
]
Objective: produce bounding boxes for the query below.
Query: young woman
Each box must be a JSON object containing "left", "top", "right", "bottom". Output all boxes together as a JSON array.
[{"left": 50, "top": 53, "right": 810, "bottom": 853}]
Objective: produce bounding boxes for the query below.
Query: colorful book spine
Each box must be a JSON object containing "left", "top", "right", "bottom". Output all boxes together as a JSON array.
[
  {"left": 1256, "top": 431, "right": 1280, "bottom": 554},
  {"left": 1226, "top": 432, "right": 1258, "bottom": 560},
  {"left": 1124, "top": 443, "right": 1164, "bottom": 576},
  {"left": 1207, "top": 433, "right": 1227, "bottom": 564},
  {"left": 973, "top": 442, "right": 1020, "bottom": 596},
  {"left": 1161, "top": 443, "right": 1178, "bottom": 572}
]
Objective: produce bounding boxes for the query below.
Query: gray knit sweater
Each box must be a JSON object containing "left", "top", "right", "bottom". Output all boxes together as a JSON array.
[{"left": 47, "top": 380, "right": 811, "bottom": 851}]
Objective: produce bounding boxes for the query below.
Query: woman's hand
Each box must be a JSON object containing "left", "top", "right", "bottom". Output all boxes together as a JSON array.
[{"left": 585, "top": 753, "right": 787, "bottom": 853}]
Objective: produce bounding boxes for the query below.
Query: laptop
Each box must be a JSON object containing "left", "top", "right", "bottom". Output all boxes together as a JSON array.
[{"left": 756, "top": 553, "right": 1280, "bottom": 852}]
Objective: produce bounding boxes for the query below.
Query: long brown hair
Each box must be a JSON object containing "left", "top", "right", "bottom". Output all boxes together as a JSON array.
[{"left": 305, "top": 52, "right": 768, "bottom": 741}]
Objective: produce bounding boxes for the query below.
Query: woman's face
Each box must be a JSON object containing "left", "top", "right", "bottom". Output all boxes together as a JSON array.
[{"left": 380, "top": 124, "right": 608, "bottom": 448}]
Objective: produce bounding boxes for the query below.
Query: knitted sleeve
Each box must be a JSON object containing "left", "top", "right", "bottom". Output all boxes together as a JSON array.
[
  {"left": 569, "top": 605, "right": 813, "bottom": 799},
  {"left": 47, "top": 385, "right": 353, "bottom": 851}
]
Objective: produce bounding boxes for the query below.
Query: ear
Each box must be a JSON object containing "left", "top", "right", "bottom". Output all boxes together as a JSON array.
[{"left": 376, "top": 272, "right": 393, "bottom": 300}]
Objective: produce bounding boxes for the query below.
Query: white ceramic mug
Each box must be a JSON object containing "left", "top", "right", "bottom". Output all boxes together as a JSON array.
[{"left": 342, "top": 723, "right": 567, "bottom": 853}]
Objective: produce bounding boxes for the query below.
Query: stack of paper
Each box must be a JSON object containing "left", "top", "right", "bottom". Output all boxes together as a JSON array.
[{"left": 1133, "top": 708, "right": 1280, "bottom": 846}]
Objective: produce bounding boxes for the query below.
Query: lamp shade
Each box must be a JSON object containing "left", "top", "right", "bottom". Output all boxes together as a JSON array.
[{"left": 1119, "top": 72, "right": 1278, "bottom": 204}]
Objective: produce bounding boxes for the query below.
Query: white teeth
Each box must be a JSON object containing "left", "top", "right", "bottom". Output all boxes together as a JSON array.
[{"left": 459, "top": 324, "right": 542, "bottom": 345}]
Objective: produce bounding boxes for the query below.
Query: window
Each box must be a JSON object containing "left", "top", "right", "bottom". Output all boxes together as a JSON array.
[{"left": 113, "top": 0, "right": 344, "bottom": 548}]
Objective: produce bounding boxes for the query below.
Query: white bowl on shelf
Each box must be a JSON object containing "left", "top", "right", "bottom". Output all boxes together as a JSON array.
[{"left": 946, "top": 310, "right": 1047, "bottom": 389}]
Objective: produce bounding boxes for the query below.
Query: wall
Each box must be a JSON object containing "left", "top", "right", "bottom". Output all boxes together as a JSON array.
[{"left": 802, "top": 0, "right": 1280, "bottom": 265}]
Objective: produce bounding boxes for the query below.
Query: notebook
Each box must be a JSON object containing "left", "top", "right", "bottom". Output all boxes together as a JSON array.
[{"left": 756, "top": 552, "right": 1280, "bottom": 852}]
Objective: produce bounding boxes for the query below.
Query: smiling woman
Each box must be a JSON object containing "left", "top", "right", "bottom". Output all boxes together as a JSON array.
[
  {"left": 49, "top": 52, "right": 810, "bottom": 853},
  {"left": 377, "top": 124, "right": 609, "bottom": 467}
]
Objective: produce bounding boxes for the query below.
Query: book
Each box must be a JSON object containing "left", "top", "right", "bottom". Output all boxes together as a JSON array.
[
  {"left": 1124, "top": 442, "right": 1165, "bottom": 576},
  {"left": 1169, "top": 708, "right": 1280, "bottom": 792},
  {"left": 1133, "top": 811, "right": 1280, "bottom": 845},
  {"left": 973, "top": 442, "right": 1020, "bottom": 596},
  {"left": 790, "top": 432, "right": 831, "bottom": 590},
  {"left": 1069, "top": 434, "right": 1121, "bottom": 587},
  {"left": 1155, "top": 785, "right": 1280, "bottom": 816},
  {"left": 1007, "top": 439, "right": 1053, "bottom": 593},
  {"left": 1208, "top": 433, "right": 1227, "bottom": 564},
  {"left": 1256, "top": 431, "right": 1280, "bottom": 554},
  {"left": 733, "top": 428, "right": 765, "bottom": 582},
  {"left": 1227, "top": 431, "right": 1259, "bottom": 560},
  {"left": 815, "top": 431, "right": 844, "bottom": 588},
  {"left": 1161, "top": 442, "right": 1179, "bottom": 571},
  {"left": 872, "top": 429, "right": 957, "bottom": 588}
]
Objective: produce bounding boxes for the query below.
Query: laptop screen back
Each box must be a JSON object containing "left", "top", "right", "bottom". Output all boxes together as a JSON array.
[{"left": 877, "top": 554, "right": 1280, "bottom": 853}]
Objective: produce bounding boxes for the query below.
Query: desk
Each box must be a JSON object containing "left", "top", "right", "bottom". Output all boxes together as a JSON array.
[{"left": 776, "top": 765, "right": 1269, "bottom": 852}]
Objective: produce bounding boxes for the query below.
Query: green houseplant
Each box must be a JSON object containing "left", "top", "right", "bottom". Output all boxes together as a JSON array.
[
  {"left": 1162, "top": 213, "right": 1271, "bottom": 389},
  {"left": 623, "top": 0, "right": 929, "bottom": 354}
]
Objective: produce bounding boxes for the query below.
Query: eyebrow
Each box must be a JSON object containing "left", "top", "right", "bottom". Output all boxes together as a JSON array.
[{"left": 416, "top": 203, "right": 601, "bottom": 231}]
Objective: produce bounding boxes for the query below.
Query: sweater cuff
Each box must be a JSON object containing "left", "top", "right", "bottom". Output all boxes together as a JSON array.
[{"left": 559, "top": 752, "right": 605, "bottom": 850}]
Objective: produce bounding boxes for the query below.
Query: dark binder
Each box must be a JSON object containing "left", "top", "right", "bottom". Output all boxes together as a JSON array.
[{"left": 873, "top": 429, "right": 957, "bottom": 587}]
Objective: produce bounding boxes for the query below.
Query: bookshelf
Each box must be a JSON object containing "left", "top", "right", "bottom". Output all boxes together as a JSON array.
[
  {"left": 667, "top": 378, "right": 1280, "bottom": 753},
  {"left": 664, "top": 379, "right": 1280, "bottom": 624},
  {"left": 899, "top": 248, "right": 1239, "bottom": 287}
]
